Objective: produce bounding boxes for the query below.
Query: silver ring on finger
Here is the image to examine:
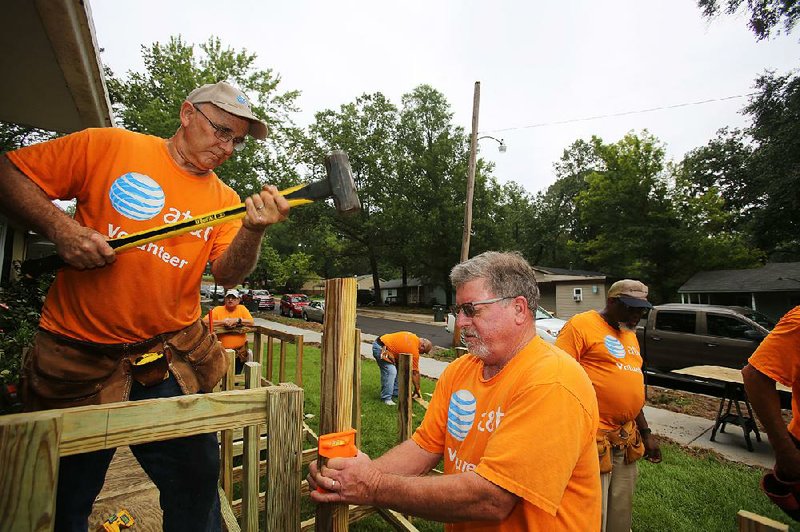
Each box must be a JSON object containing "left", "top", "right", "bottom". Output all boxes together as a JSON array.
[{"left": 330, "top": 479, "right": 336, "bottom": 489}]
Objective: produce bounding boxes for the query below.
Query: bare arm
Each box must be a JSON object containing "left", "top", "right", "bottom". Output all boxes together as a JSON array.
[
  {"left": 309, "top": 442, "right": 518, "bottom": 522},
  {"left": 0, "top": 155, "right": 114, "bottom": 269},
  {"left": 743, "top": 364, "right": 800, "bottom": 480},
  {"left": 211, "top": 185, "right": 289, "bottom": 287},
  {"left": 635, "top": 409, "right": 661, "bottom": 463}
]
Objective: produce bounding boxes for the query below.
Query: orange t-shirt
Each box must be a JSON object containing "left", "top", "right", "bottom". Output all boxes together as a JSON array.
[
  {"left": 555, "top": 310, "right": 645, "bottom": 431},
  {"left": 748, "top": 306, "right": 800, "bottom": 439},
  {"left": 380, "top": 331, "right": 421, "bottom": 372},
  {"left": 7, "top": 128, "right": 242, "bottom": 343},
  {"left": 209, "top": 305, "right": 253, "bottom": 349},
  {"left": 412, "top": 337, "right": 601, "bottom": 531}
]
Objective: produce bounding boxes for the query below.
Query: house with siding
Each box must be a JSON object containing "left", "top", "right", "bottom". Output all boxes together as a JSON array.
[{"left": 678, "top": 263, "right": 800, "bottom": 321}]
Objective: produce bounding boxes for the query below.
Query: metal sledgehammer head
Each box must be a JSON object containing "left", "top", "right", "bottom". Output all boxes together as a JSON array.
[{"left": 283, "top": 151, "right": 361, "bottom": 214}]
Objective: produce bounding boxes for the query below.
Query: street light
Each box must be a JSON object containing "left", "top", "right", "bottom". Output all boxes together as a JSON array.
[{"left": 478, "top": 135, "right": 507, "bottom": 153}]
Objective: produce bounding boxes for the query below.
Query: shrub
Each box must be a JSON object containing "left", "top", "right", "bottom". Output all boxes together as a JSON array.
[{"left": 0, "top": 274, "right": 53, "bottom": 384}]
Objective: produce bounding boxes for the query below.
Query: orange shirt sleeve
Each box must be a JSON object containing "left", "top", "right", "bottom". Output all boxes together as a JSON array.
[{"left": 554, "top": 317, "right": 585, "bottom": 361}]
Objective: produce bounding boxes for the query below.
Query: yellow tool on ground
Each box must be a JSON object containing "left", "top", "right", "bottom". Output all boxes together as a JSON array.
[{"left": 98, "top": 509, "right": 135, "bottom": 531}]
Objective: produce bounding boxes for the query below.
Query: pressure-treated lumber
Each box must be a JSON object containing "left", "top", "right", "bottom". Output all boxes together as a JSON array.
[
  {"left": 316, "top": 277, "right": 357, "bottom": 532},
  {"left": 0, "top": 412, "right": 62, "bottom": 532},
  {"left": 397, "top": 353, "right": 413, "bottom": 443},
  {"left": 737, "top": 510, "right": 789, "bottom": 531},
  {"left": 242, "top": 362, "right": 262, "bottom": 532},
  {"left": 264, "top": 382, "right": 303, "bottom": 530}
]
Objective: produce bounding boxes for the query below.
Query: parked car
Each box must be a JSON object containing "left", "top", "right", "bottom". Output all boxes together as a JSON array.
[
  {"left": 280, "top": 294, "right": 311, "bottom": 318},
  {"left": 534, "top": 306, "right": 567, "bottom": 344},
  {"left": 445, "top": 306, "right": 566, "bottom": 344},
  {"left": 251, "top": 289, "right": 275, "bottom": 311},
  {"left": 636, "top": 304, "right": 774, "bottom": 372},
  {"left": 357, "top": 289, "right": 375, "bottom": 306},
  {"left": 302, "top": 301, "right": 325, "bottom": 323}
]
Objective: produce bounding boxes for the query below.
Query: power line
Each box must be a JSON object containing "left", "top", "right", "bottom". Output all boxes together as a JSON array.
[{"left": 482, "top": 92, "right": 758, "bottom": 134}]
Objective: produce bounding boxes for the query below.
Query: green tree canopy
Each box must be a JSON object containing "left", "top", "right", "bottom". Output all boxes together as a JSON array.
[{"left": 697, "top": 0, "right": 800, "bottom": 40}]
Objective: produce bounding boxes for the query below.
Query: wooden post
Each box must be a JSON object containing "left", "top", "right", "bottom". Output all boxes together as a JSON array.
[
  {"left": 737, "top": 510, "right": 789, "bottom": 531},
  {"left": 352, "top": 329, "right": 362, "bottom": 449},
  {"left": 316, "top": 277, "right": 357, "bottom": 532},
  {"left": 0, "top": 412, "right": 62, "bottom": 531},
  {"left": 397, "top": 353, "right": 413, "bottom": 443},
  {"left": 295, "top": 334, "right": 305, "bottom": 387},
  {"left": 265, "top": 383, "right": 303, "bottom": 530},
  {"left": 279, "top": 339, "right": 288, "bottom": 382},
  {"left": 253, "top": 330, "right": 263, "bottom": 366},
  {"left": 242, "top": 362, "right": 262, "bottom": 532},
  {"left": 266, "top": 336, "right": 275, "bottom": 382},
  {"left": 221, "top": 353, "right": 236, "bottom": 502}
]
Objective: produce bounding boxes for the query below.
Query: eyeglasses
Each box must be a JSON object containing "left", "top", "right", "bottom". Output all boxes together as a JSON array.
[
  {"left": 193, "top": 104, "right": 247, "bottom": 152},
  {"left": 450, "top": 296, "right": 516, "bottom": 318}
]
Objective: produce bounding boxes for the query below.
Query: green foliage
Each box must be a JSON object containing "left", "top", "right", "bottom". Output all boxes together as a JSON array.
[
  {"left": 0, "top": 121, "right": 57, "bottom": 152},
  {"left": 743, "top": 71, "right": 800, "bottom": 260},
  {"left": 0, "top": 275, "right": 53, "bottom": 384},
  {"left": 697, "top": 0, "right": 800, "bottom": 40}
]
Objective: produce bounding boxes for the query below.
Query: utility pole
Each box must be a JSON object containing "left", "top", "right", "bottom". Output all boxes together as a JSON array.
[
  {"left": 454, "top": 81, "right": 481, "bottom": 347},
  {"left": 461, "top": 81, "right": 481, "bottom": 262}
]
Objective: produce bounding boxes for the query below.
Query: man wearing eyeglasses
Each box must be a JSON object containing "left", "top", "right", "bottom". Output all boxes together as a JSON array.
[
  {"left": 0, "top": 81, "right": 289, "bottom": 532},
  {"left": 555, "top": 279, "right": 661, "bottom": 532},
  {"left": 309, "top": 251, "right": 601, "bottom": 530}
]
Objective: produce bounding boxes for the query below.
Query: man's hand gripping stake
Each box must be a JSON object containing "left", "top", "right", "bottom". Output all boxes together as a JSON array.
[
  {"left": 22, "top": 151, "right": 359, "bottom": 277},
  {"left": 316, "top": 428, "right": 357, "bottom": 493}
]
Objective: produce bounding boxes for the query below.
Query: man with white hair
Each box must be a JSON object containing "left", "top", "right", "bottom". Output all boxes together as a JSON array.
[
  {"left": 308, "top": 251, "right": 601, "bottom": 530},
  {"left": 0, "top": 81, "right": 289, "bottom": 531}
]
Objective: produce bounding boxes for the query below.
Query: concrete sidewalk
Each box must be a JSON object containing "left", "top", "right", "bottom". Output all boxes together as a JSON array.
[{"left": 253, "top": 316, "right": 775, "bottom": 469}]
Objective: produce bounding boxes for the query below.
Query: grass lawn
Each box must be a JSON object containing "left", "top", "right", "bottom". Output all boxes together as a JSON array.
[{"left": 254, "top": 340, "right": 792, "bottom": 531}]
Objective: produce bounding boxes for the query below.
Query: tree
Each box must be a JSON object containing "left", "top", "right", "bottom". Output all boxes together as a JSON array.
[
  {"left": 395, "top": 85, "right": 472, "bottom": 305},
  {"left": 573, "top": 132, "right": 706, "bottom": 302},
  {"left": 743, "top": 70, "right": 800, "bottom": 259},
  {"left": 307, "top": 92, "right": 401, "bottom": 296},
  {"left": 697, "top": 0, "right": 800, "bottom": 40}
]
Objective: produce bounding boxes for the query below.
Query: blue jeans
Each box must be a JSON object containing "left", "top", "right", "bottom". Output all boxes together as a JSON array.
[
  {"left": 55, "top": 375, "right": 222, "bottom": 532},
  {"left": 372, "top": 340, "right": 398, "bottom": 401}
]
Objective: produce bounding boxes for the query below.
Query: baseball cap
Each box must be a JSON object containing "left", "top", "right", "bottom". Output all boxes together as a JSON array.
[
  {"left": 225, "top": 289, "right": 241, "bottom": 298},
  {"left": 607, "top": 279, "right": 652, "bottom": 308},
  {"left": 186, "top": 81, "right": 268, "bottom": 140}
]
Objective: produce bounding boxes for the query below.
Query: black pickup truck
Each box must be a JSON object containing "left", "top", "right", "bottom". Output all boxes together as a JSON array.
[{"left": 636, "top": 304, "right": 775, "bottom": 372}]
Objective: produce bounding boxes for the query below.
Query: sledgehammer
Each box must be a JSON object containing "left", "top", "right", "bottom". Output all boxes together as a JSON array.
[{"left": 21, "top": 151, "right": 359, "bottom": 277}]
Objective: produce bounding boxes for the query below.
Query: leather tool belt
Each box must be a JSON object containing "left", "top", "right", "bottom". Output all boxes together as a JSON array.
[
  {"left": 21, "top": 319, "right": 229, "bottom": 411},
  {"left": 596, "top": 419, "right": 645, "bottom": 474}
]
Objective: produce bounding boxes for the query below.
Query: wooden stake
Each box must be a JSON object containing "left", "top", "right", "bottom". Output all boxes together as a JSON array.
[{"left": 316, "top": 278, "right": 357, "bottom": 532}]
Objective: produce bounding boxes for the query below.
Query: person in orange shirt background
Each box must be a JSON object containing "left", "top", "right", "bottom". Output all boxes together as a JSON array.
[
  {"left": 372, "top": 331, "right": 433, "bottom": 405},
  {"left": 309, "top": 251, "right": 601, "bottom": 530},
  {"left": 556, "top": 279, "right": 661, "bottom": 532},
  {"left": 0, "top": 81, "right": 289, "bottom": 531},
  {"left": 742, "top": 306, "right": 800, "bottom": 520},
  {"left": 204, "top": 289, "right": 255, "bottom": 374}
]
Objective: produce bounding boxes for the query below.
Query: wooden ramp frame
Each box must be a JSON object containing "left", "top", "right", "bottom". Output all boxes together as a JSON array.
[{"left": 0, "top": 362, "right": 303, "bottom": 532}]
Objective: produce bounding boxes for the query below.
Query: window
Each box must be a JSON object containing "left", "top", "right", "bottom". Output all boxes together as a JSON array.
[
  {"left": 655, "top": 312, "right": 696, "bottom": 333},
  {"left": 707, "top": 314, "right": 753, "bottom": 340}
]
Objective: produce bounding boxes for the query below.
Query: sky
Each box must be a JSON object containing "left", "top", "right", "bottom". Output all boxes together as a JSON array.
[{"left": 89, "top": 0, "right": 797, "bottom": 196}]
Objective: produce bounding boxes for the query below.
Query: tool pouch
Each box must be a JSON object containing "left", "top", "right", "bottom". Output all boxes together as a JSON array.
[
  {"left": 379, "top": 346, "right": 396, "bottom": 365},
  {"left": 233, "top": 342, "right": 250, "bottom": 364},
  {"left": 603, "top": 420, "right": 646, "bottom": 467},
  {"left": 596, "top": 433, "right": 613, "bottom": 474},
  {"left": 22, "top": 330, "right": 124, "bottom": 410},
  {"left": 166, "top": 319, "right": 229, "bottom": 394},
  {"left": 131, "top": 352, "right": 170, "bottom": 387}
]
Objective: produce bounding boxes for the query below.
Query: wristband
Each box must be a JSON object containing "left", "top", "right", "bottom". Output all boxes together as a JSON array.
[{"left": 639, "top": 427, "right": 652, "bottom": 437}]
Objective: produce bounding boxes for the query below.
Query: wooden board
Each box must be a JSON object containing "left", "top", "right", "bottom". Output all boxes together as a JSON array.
[{"left": 675, "top": 365, "right": 791, "bottom": 392}]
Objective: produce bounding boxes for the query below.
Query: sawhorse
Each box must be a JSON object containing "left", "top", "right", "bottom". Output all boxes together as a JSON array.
[{"left": 710, "top": 381, "right": 761, "bottom": 451}]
